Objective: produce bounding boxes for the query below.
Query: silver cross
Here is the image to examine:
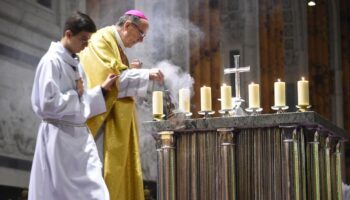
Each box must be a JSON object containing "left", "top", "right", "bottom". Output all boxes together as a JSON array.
[
  {"left": 224, "top": 54, "right": 250, "bottom": 99},
  {"left": 224, "top": 54, "right": 250, "bottom": 116}
]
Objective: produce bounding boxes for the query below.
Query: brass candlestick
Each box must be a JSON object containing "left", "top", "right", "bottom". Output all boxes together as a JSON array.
[
  {"left": 153, "top": 114, "right": 165, "bottom": 121},
  {"left": 296, "top": 105, "right": 311, "bottom": 112}
]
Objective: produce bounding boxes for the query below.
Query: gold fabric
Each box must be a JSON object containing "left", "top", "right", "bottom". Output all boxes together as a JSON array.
[{"left": 79, "top": 26, "right": 144, "bottom": 200}]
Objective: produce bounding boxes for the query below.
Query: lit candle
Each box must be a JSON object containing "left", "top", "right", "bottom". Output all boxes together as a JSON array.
[
  {"left": 220, "top": 84, "right": 232, "bottom": 110},
  {"left": 248, "top": 82, "right": 260, "bottom": 108},
  {"left": 297, "top": 77, "right": 309, "bottom": 105},
  {"left": 274, "top": 79, "right": 286, "bottom": 106},
  {"left": 179, "top": 88, "right": 190, "bottom": 112},
  {"left": 200, "top": 86, "right": 212, "bottom": 111},
  {"left": 152, "top": 91, "right": 163, "bottom": 115}
]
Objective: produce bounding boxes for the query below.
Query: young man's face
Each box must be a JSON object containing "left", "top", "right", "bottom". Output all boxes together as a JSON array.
[{"left": 67, "top": 31, "right": 92, "bottom": 54}]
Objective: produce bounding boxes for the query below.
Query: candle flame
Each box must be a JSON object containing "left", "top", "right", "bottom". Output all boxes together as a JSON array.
[
  {"left": 301, "top": 77, "right": 305, "bottom": 80},
  {"left": 223, "top": 83, "right": 226, "bottom": 86},
  {"left": 251, "top": 82, "right": 255, "bottom": 84},
  {"left": 277, "top": 78, "right": 281, "bottom": 82}
]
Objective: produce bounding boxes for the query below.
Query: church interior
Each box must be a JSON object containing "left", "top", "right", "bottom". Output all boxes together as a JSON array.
[{"left": 0, "top": 0, "right": 349, "bottom": 199}]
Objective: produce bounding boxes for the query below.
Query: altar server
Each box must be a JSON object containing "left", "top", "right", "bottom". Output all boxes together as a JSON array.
[{"left": 29, "top": 12, "right": 117, "bottom": 200}]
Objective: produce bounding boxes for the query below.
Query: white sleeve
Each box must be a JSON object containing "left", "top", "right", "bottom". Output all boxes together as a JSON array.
[
  {"left": 79, "top": 65, "right": 106, "bottom": 119},
  {"left": 82, "top": 86, "right": 106, "bottom": 119},
  {"left": 118, "top": 68, "right": 150, "bottom": 98},
  {"left": 31, "top": 58, "right": 81, "bottom": 119}
]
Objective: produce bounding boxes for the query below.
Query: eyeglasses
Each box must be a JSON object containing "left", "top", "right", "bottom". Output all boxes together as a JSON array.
[
  {"left": 79, "top": 37, "right": 90, "bottom": 44},
  {"left": 131, "top": 23, "right": 146, "bottom": 38}
]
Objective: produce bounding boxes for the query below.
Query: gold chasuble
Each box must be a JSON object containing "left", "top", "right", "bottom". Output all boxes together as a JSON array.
[{"left": 79, "top": 26, "right": 144, "bottom": 200}]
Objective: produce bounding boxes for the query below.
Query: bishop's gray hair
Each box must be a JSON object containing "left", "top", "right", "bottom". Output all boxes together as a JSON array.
[{"left": 116, "top": 15, "right": 141, "bottom": 27}]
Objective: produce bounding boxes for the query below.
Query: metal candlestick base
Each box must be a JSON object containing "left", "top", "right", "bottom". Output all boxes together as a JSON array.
[
  {"left": 198, "top": 110, "right": 215, "bottom": 118},
  {"left": 296, "top": 105, "right": 311, "bottom": 112},
  {"left": 182, "top": 112, "right": 193, "bottom": 119},
  {"left": 232, "top": 97, "right": 247, "bottom": 116},
  {"left": 218, "top": 109, "right": 233, "bottom": 117},
  {"left": 153, "top": 114, "right": 165, "bottom": 121},
  {"left": 172, "top": 111, "right": 192, "bottom": 120},
  {"left": 245, "top": 107, "right": 263, "bottom": 116},
  {"left": 271, "top": 105, "right": 289, "bottom": 114}
]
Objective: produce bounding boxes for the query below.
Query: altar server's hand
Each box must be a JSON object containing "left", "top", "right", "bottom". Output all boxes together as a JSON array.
[
  {"left": 130, "top": 59, "right": 143, "bottom": 69},
  {"left": 149, "top": 68, "right": 164, "bottom": 82},
  {"left": 76, "top": 78, "right": 84, "bottom": 97},
  {"left": 101, "top": 74, "right": 119, "bottom": 91}
]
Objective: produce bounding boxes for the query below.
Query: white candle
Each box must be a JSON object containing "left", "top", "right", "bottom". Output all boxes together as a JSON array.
[
  {"left": 200, "top": 86, "right": 212, "bottom": 111},
  {"left": 179, "top": 88, "right": 190, "bottom": 112},
  {"left": 274, "top": 79, "right": 286, "bottom": 106},
  {"left": 248, "top": 82, "right": 260, "bottom": 108},
  {"left": 297, "top": 77, "right": 309, "bottom": 105},
  {"left": 220, "top": 84, "right": 232, "bottom": 110},
  {"left": 152, "top": 91, "right": 163, "bottom": 115}
]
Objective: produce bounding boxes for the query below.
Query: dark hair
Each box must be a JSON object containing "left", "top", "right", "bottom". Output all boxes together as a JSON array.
[
  {"left": 63, "top": 11, "right": 96, "bottom": 36},
  {"left": 116, "top": 15, "right": 141, "bottom": 27}
]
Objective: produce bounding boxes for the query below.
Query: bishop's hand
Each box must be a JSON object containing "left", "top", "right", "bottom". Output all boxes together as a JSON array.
[
  {"left": 149, "top": 68, "right": 164, "bottom": 82},
  {"left": 101, "top": 74, "right": 119, "bottom": 91},
  {"left": 130, "top": 59, "right": 143, "bottom": 69}
]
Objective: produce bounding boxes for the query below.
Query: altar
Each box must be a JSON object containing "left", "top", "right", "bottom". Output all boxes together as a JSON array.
[{"left": 143, "top": 112, "right": 348, "bottom": 200}]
